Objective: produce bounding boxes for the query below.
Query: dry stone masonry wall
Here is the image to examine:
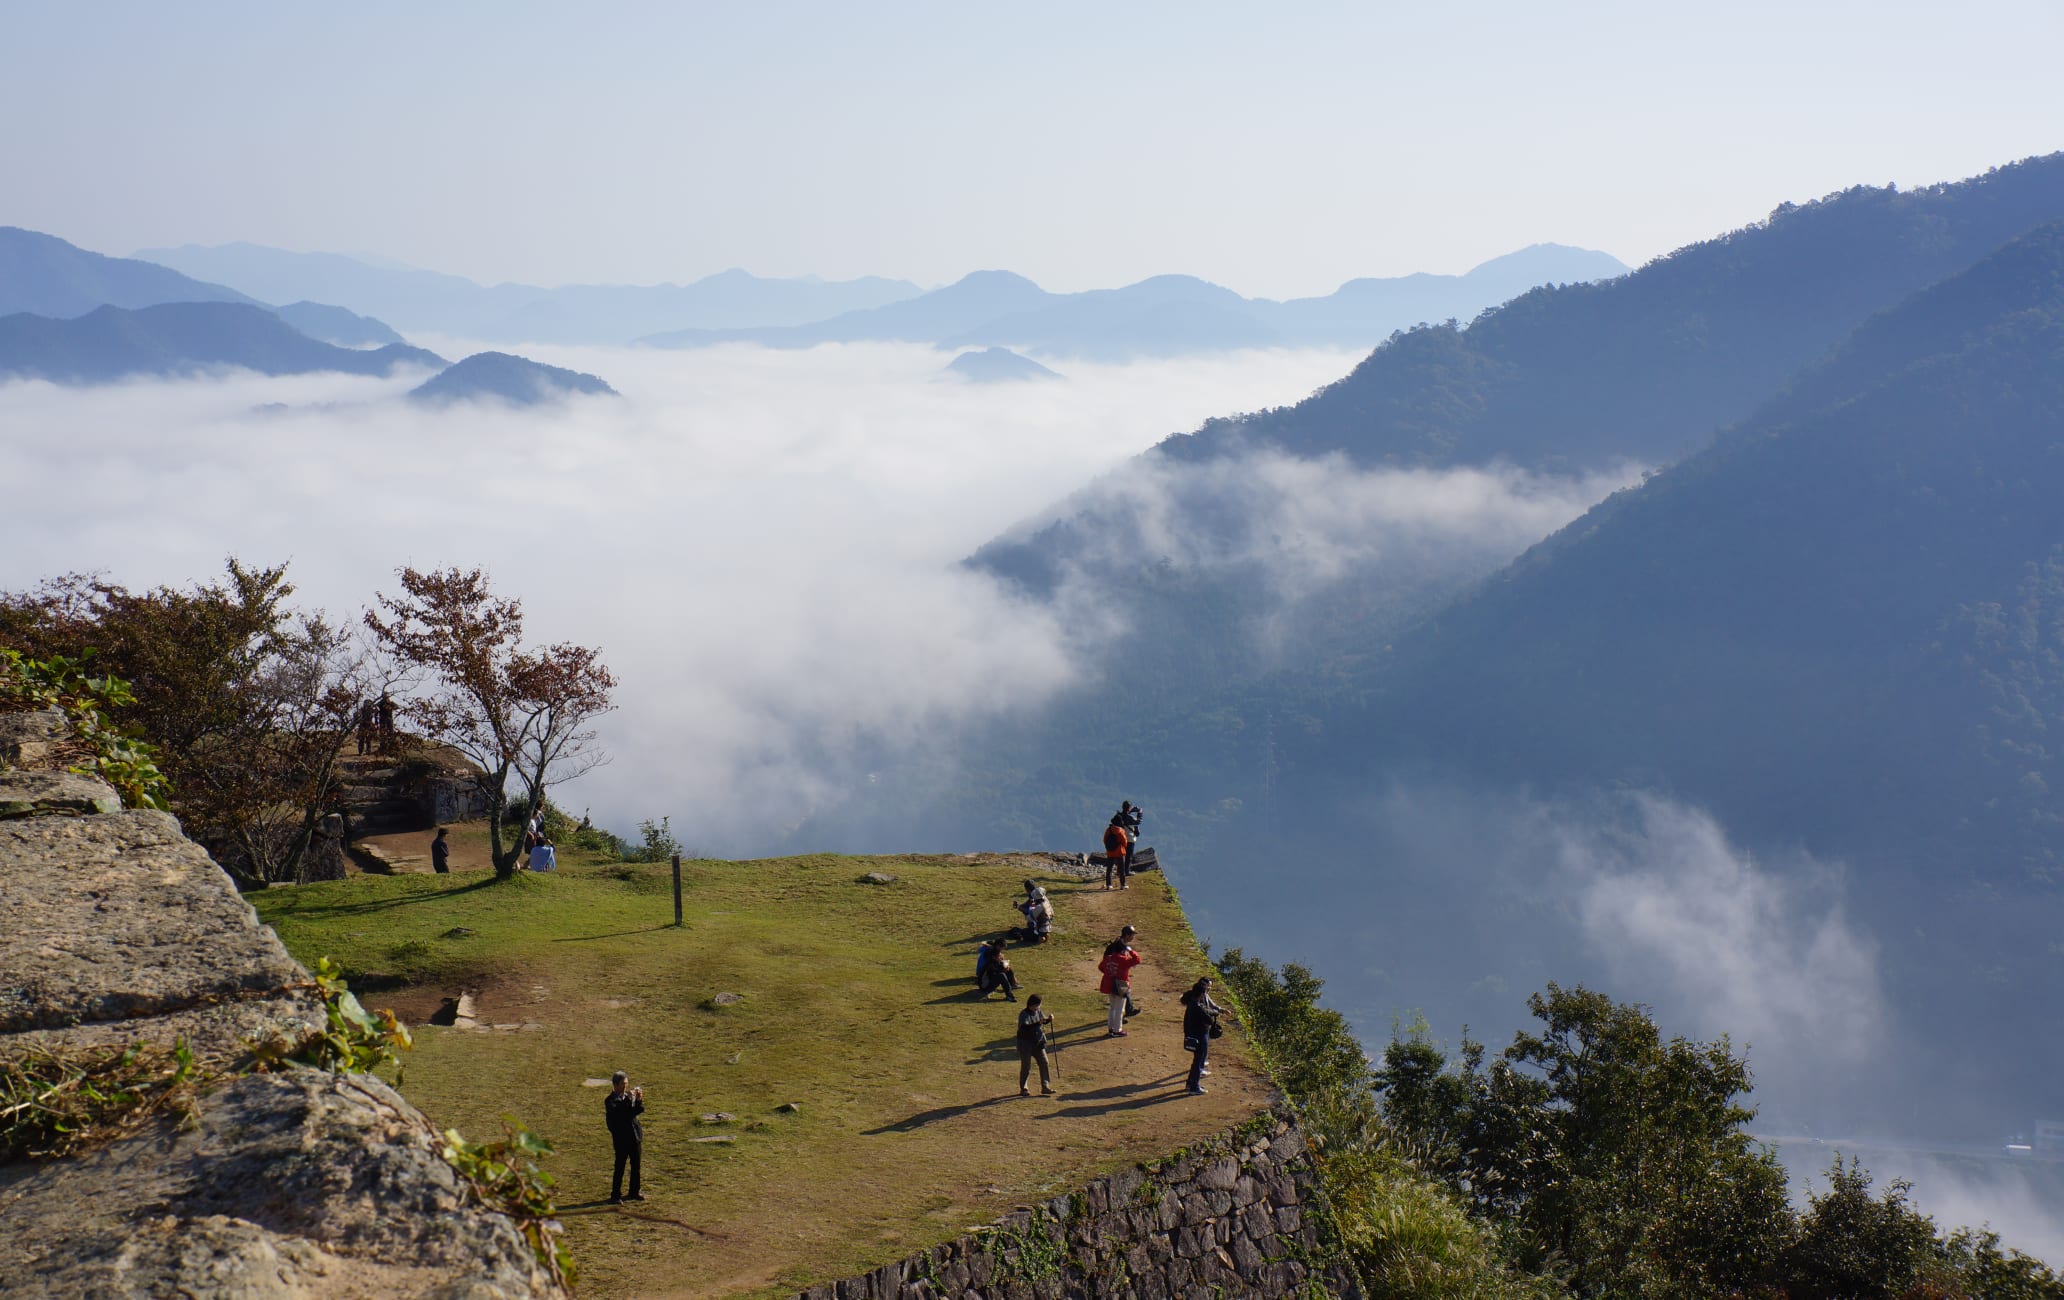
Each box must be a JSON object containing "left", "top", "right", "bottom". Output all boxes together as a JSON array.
[
  {"left": 0, "top": 712, "right": 562, "bottom": 1299},
  {"left": 796, "top": 1108, "right": 1357, "bottom": 1300}
]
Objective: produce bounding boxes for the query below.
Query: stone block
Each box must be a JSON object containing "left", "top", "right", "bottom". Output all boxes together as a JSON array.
[
  {"left": 1206, "top": 1189, "right": 1234, "bottom": 1217},
  {"left": 1231, "top": 1234, "right": 1265, "bottom": 1275},
  {"left": 0, "top": 994, "right": 324, "bottom": 1065},
  {"left": 0, "top": 810, "right": 307, "bottom": 1034},
  {"left": 1238, "top": 1202, "right": 1273, "bottom": 1241},
  {"left": 1232, "top": 1174, "right": 1266, "bottom": 1207},
  {"left": 0, "top": 709, "right": 65, "bottom": 767},
  {"left": 0, "top": 770, "right": 122, "bottom": 818},
  {"left": 1196, "top": 1156, "right": 1241, "bottom": 1191},
  {"left": 1274, "top": 1205, "right": 1302, "bottom": 1235},
  {"left": 0, "top": 1068, "right": 556, "bottom": 1297}
]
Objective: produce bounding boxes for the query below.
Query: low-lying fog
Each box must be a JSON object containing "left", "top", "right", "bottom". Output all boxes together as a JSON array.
[{"left": 2, "top": 341, "right": 1370, "bottom": 842}]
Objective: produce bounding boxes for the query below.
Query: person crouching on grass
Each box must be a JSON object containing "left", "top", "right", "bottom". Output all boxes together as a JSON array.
[
  {"left": 605, "top": 1070, "right": 645, "bottom": 1203},
  {"left": 1017, "top": 994, "right": 1056, "bottom": 1096}
]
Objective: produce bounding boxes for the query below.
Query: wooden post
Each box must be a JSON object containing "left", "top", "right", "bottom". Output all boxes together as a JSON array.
[{"left": 672, "top": 852, "right": 683, "bottom": 927}]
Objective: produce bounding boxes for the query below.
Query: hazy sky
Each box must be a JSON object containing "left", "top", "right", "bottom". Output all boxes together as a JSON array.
[{"left": 4, "top": 2, "right": 2061, "bottom": 296}]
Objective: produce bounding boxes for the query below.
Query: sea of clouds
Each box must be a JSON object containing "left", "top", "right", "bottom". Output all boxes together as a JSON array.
[{"left": 0, "top": 341, "right": 1629, "bottom": 849}]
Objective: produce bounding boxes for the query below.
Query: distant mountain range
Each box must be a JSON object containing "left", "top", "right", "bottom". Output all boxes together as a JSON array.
[
  {"left": 0, "top": 229, "right": 615, "bottom": 397},
  {"left": 0, "top": 226, "right": 257, "bottom": 318},
  {"left": 126, "top": 237, "right": 1628, "bottom": 355},
  {"left": 943, "top": 346, "right": 1059, "bottom": 382},
  {"left": 640, "top": 245, "right": 1630, "bottom": 359},
  {"left": 132, "top": 242, "right": 927, "bottom": 345},
  {"left": 407, "top": 352, "right": 616, "bottom": 405},
  {"left": 0, "top": 303, "right": 443, "bottom": 383},
  {"left": 271, "top": 301, "right": 405, "bottom": 348}
]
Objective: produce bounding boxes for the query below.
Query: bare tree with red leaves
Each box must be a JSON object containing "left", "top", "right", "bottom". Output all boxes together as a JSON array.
[{"left": 365, "top": 567, "right": 616, "bottom": 878}]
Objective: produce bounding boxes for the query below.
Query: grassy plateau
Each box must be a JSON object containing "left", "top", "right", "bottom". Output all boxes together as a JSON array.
[{"left": 252, "top": 838, "right": 1270, "bottom": 1299}]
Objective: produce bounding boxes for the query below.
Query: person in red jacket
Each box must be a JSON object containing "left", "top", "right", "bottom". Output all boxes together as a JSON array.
[
  {"left": 1102, "top": 819, "right": 1131, "bottom": 891},
  {"left": 1098, "top": 926, "right": 1142, "bottom": 1037}
]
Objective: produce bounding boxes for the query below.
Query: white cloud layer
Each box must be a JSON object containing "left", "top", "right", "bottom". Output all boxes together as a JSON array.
[
  {"left": 1, "top": 342, "right": 1615, "bottom": 850},
  {"left": 1555, "top": 793, "right": 1886, "bottom": 1069}
]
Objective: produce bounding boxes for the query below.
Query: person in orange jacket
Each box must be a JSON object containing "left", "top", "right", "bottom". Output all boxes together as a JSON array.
[
  {"left": 1102, "top": 818, "right": 1131, "bottom": 891},
  {"left": 1098, "top": 925, "right": 1141, "bottom": 1037}
]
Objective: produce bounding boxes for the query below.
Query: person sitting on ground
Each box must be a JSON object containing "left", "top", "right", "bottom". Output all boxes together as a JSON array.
[
  {"left": 1016, "top": 994, "right": 1057, "bottom": 1096},
  {"left": 1180, "top": 976, "right": 1225, "bottom": 1095},
  {"left": 1101, "top": 818, "right": 1131, "bottom": 891},
  {"left": 1015, "top": 879, "right": 1053, "bottom": 942},
  {"left": 1098, "top": 926, "right": 1142, "bottom": 1037},
  {"left": 529, "top": 837, "right": 556, "bottom": 872},
  {"left": 431, "top": 826, "right": 450, "bottom": 874},
  {"left": 976, "top": 937, "right": 1019, "bottom": 1000}
]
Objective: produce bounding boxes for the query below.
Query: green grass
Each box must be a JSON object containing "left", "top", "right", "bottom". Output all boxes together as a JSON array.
[{"left": 253, "top": 853, "right": 1270, "bottom": 1299}]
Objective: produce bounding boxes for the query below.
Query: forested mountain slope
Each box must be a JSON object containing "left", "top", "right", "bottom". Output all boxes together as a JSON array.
[
  {"left": 1306, "top": 221, "right": 2064, "bottom": 884},
  {"left": 976, "top": 155, "right": 2064, "bottom": 596}
]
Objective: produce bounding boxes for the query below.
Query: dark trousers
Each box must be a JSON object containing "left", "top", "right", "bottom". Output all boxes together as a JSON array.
[
  {"left": 611, "top": 1140, "right": 641, "bottom": 1199},
  {"left": 1104, "top": 856, "right": 1129, "bottom": 888},
  {"left": 1188, "top": 1040, "right": 1209, "bottom": 1092},
  {"left": 979, "top": 966, "right": 1018, "bottom": 1000},
  {"left": 1018, "top": 1044, "right": 1051, "bottom": 1092}
]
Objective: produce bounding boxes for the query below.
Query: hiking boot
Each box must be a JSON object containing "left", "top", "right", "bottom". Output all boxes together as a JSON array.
[
  {"left": 627, "top": 1193, "right": 646, "bottom": 1201},
  {"left": 1187, "top": 1087, "right": 1207, "bottom": 1095},
  {"left": 1020, "top": 1088, "right": 1031, "bottom": 1097},
  {"left": 1041, "top": 1088, "right": 1057, "bottom": 1095},
  {"left": 608, "top": 1196, "right": 624, "bottom": 1205}
]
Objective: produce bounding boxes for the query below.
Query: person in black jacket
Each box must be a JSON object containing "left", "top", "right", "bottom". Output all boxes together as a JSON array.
[
  {"left": 604, "top": 1070, "right": 645, "bottom": 1203},
  {"left": 1016, "top": 994, "right": 1056, "bottom": 1096},
  {"left": 1180, "top": 978, "right": 1224, "bottom": 1095},
  {"left": 430, "top": 827, "right": 450, "bottom": 874}
]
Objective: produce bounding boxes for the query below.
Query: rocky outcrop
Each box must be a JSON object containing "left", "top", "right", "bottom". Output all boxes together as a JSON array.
[
  {"left": 0, "top": 723, "right": 565, "bottom": 1299},
  {"left": 794, "top": 1110, "right": 1357, "bottom": 1300}
]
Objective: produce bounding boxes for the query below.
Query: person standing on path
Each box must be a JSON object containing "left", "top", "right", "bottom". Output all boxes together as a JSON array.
[
  {"left": 605, "top": 1070, "right": 645, "bottom": 1203},
  {"left": 1102, "top": 817, "right": 1131, "bottom": 891},
  {"left": 1099, "top": 926, "right": 1141, "bottom": 1037},
  {"left": 1016, "top": 994, "right": 1056, "bottom": 1096},
  {"left": 376, "top": 692, "right": 397, "bottom": 753},
  {"left": 1181, "top": 977, "right": 1225, "bottom": 1095},
  {"left": 1122, "top": 801, "right": 1143, "bottom": 876},
  {"left": 430, "top": 827, "right": 450, "bottom": 874},
  {"left": 354, "top": 700, "right": 375, "bottom": 756}
]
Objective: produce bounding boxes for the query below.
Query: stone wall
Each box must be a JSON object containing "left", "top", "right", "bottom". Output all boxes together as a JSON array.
[
  {"left": 0, "top": 712, "right": 564, "bottom": 1299},
  {"left": 795, "top": 1108, "right": 1357, "bottom": 1300}
]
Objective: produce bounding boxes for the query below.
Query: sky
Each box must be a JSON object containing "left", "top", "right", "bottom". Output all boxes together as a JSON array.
[{"left": 5, "top": 1, "right": 2061, "bottom": 297}]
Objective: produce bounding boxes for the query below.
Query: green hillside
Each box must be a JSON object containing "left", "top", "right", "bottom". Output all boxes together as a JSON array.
[{"left": 252, "top": 851, "right": 1271, "bottom": 1299}]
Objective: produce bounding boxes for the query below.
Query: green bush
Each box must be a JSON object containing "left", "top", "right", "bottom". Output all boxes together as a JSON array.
[{"left": 0, "top": 647, "right": 170, "bottom": 809}]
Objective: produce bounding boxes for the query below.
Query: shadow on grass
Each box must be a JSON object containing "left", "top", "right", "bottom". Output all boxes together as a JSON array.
[
  {"left": 275, "top": 875, "right": 501, "bottom": 917},
  {"left": 926, "top": 989, "right": 1017, "bottom": 1006},
  {"left": 1049, "top": 1074, "right": 1186, "bottom": 1102},
  {"left": 549, "top": 924, "right": 677, "bottom": 943},
  {"left": 864, "top": 1094, "right": 1017, "bottom": 1135},
  {"left": 558, "top": 1200, "right": 730, "bottom": 1238},
  {"left": 1040, "top": 1089, "right": 1188, "bottom": 1130}
]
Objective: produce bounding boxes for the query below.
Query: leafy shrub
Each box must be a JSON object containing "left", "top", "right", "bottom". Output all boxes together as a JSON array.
[
  {"left": 440, "top": 1119, "right": 575, "bottom": 1286},
  {"left": 632, "top": 814, "right": 683, "bottom": 863},
  {"left": 250, "top": 956, "right": 414, "bottom": 1084},
  {"left": 0, "top": 647, "right": 170, "bottom": 809}
]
